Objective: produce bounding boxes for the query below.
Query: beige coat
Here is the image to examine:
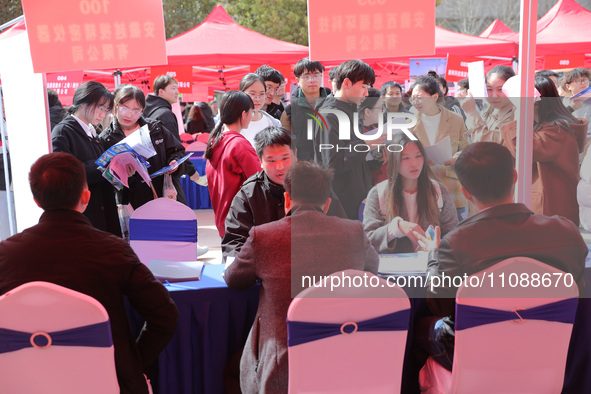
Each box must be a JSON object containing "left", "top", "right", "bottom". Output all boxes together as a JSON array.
[{"left": 412, "top": 107, "right": 468, "bottom": 209}]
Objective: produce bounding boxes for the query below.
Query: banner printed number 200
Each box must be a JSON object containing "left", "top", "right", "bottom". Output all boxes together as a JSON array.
[{"left": 80, "top": 0, "right": 110, "bottom": 14}]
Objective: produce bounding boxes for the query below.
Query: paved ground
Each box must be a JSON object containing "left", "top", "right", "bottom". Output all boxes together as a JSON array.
[{"left": 195, "top": 209, "right": 223, "bottom": 264}]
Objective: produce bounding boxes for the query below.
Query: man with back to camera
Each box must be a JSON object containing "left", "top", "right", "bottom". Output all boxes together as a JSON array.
[
  {"left": 280, "top": 57, "right": 331, "bottom": 161},
  {"left": 414, "top": 142, "right": 587, "bottom": 371},
  {"left": 224, "top": 161, "right": 379, "bottom": 393},
  {"left": 313, "top": 59, "right": 385, "bottom": 220},
  {"left": 144, "top": 74, "right": 182, "bottom": 141},
  {"left": 0, "top": 152, "right": 178, "bottom": 394},
  {"left": 222, "top": 126, "right": 346, "bottom": 258},
  {"left": 255, "top": 65, "right": 285, "bottom": 120}
]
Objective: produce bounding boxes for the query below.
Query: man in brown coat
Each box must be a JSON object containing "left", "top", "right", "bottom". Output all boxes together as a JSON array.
[{"left": 224, "top": 161, "right": 378, "bottom": 393}]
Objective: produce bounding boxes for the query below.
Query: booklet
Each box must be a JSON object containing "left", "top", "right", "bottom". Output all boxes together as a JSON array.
[
  {"left": 95, "top": 143, "right": 151, "bottom": 190},
  {"left": 571, "top": 86, "right": 591, "bottom": 99},
  {"left": 149, "top": 153, "right": 192, "bottom": 179},
  {"left": 116, "top": 125, "right": 157, "bottom": 159},
  {"left": 424, "top": 136, "right": 452, "bottom": 165}
]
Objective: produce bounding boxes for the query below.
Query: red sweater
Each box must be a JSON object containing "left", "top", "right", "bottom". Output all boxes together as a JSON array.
[{"left": 206, "top": 131, "right": 261, "bottom": 236}]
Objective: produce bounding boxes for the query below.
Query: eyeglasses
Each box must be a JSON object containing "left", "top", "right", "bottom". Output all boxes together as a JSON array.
[
  {"left": 299, "top": 74, "right": 322, "bottom": 82},
  {"left": 265, "top": 86, "right": 278, "bottom": 95},
  {"left": 97, "top": 106, "right": 110, "bottom": 114},
  {"left": 118, "top": 105, "right": 143, "bottom": 118},
  {"left": 570, "top": 78, "right": 589, "bottom": 85},
  {"left": 246, "top": 91, "right": 266, "bottom": 99}
]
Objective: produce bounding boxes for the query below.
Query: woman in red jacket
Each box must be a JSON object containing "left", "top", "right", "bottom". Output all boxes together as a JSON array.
[
  {"left": 205, "top": 91, "right": 261, "bottom": 237},
  {"left": 502, "top": 75, "right": 587, "bottom": 225}
]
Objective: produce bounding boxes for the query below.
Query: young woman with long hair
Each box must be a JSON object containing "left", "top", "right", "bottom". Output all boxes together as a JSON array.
[
  {"left": 239, "top": 73, "right": 280, "bottom": 148},
  {"left": 205, "top": 91, "right": 261, "bottom": 237},
  {"left": 502, "top": 75, "right": 587, "bottom": 225},
  {"left": 51, "top": 81, "right": 120, "bottom": 236},
  {"left": 363, "top": 133, "right": 458, "bottom": 253},
  {"left": 100, "top": 85, "right": 191, "bottom": 209}
]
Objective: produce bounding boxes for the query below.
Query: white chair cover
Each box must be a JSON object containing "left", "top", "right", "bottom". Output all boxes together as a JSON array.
[
  {"left": 0, "top": 281, "right": 119, "bottom": 393},
  {"left": 287, "top": 269, "right": 410, "bottom": 394},
  {"left": 129, "top": 197, "right": 199, "bottom": 267},
  {"left": 420, "top": 257, "right": 579, "bottom": 394}
]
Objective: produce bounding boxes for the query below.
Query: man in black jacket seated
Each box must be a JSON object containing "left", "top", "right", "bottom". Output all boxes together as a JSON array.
[
  {"left": 0, "top": 152, "right": 178, "bottom": 394},
  {"left": 414, "top": 142, "right": 587, "bottom": 371},
  {"left": 222, "top": 126, "right": 346, "bottom": 258}
]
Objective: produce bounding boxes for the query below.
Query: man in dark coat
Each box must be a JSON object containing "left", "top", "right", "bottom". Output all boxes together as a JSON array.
[
  {"left": 222, "top": 126, "right": 346, "bottom": 258},
  {"left": 281, "top": 57, "right": 330, "bottom": 161},
  {"left": 225, "top": 161, "right": 378, "bottom": 393},
  {"left": 416, "top": 142, "right": 587, "bottom": 371},
  {"left": 0, "top": 152, "right": 178, "bottom": 394},
  {"left": 313, "top": 59, "right": 384, "bottom": 219},
  {"left": 144, "top": 75, "right": 181, "bottom": 141}
]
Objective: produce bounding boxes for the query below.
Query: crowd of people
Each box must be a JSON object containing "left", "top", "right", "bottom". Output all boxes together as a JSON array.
[{"left": 0, "top": 56, "right": 590, "bottom": 393}]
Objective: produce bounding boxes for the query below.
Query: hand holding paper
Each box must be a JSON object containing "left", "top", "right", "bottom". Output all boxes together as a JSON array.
[{"left": 423, "top": 136, "right": 452, "bottom": 165}]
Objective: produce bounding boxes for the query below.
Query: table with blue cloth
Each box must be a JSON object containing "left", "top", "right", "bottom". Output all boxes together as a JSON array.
[
  {"left": 180, "top": 152, "right": 211, "bottom": 209},
  {"left": 129, "top": 251, "right": 591, "bottom": 394},
  {"left": 127, "top": 264, "right": 259, "bottom": 394}
]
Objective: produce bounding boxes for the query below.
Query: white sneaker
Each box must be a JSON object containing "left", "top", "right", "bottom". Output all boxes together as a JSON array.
[{"left": 197, "top": 245, "right": 209, "bottom": 257}]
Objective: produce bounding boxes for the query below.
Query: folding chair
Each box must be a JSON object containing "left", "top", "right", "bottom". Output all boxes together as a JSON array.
[
  {"left": 419, "top": 257, "right": 579, "bottom": 394},
  {"left": 0, "top": 281, "right": 119, "bottom": 393},
  {"left": 287, "top": 269, "right": 410, "bottom": 393},
  {"left": 129, "top": 197, "right": 199, "bottom": 267}
]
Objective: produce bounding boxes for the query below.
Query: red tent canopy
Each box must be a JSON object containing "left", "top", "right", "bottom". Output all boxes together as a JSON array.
[
  {"left": 434, "top": 26, "right": 517, "bottom": 58},
  {"left": 479, "top": 20, "right": 516, "bottom": 41},
  {"left": 535, "top": 0, "right": 591, "bottom": 56},
  {"left": 165, "top": 5, "right": 309, "bottom": 66}
]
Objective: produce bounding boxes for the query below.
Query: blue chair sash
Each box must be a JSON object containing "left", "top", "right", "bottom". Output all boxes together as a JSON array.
[
  {"left": 0, "top": 321, "right": 113, "bottom": 354},
  {"left": 455, "top": 298, "right": 578, "bottom": 331},
  {"left": 129, "top": 219, "right": 197, "bottom": 242},
  {"left": 288, "top": 309, "right": 410, "bottom": 347}
]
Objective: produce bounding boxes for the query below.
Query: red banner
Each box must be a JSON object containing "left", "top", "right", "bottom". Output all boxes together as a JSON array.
[
  {"left": 46, "top": 71, "right": 84, "bottom": 106},
  {"left": 445, "top": 54, "right": 481, "bottom": 82},
  {"left": 22, "top": 0, "right": 167, "bottom": 73},
  {"left": 308, "top": 0, "right": 435, "bottom": 61},
  {"left": 544, "top": 54, "right": 585, "bottom": 70},
  {"left": 150, "top": 66, "right": 193, "bottom": 93}
]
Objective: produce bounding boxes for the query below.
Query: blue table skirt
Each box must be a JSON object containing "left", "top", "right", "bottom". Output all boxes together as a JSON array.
[
  {"left": 127, "top": 265, "right": 259, "bottom": 394},
  {"left": 181, "top": 157, "right": 211, "bottom": 209}
]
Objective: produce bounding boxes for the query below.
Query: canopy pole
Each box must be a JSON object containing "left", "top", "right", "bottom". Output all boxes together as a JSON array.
[
  {"left": 0, "top": 89, "right": 16, "bottom": 236},
  {"left": 515, "top": 0, "right": 537, "bottom": 207}
]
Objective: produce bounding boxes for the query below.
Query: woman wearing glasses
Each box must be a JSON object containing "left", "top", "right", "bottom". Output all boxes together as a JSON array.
[
  {"left": 100, "top": 85, "right": 190, "bottom": 209},
  {"left": 51, "top": 81, "right": 121, "bottom": 236},
  {"left": 239, "top": 73, "right": 280, "bottom": 148}
]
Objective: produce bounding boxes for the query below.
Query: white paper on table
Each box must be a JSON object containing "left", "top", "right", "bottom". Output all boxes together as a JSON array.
[
  {"left": 116, "top": 125, "right": 156, "bottom": 159},
  {"left": 468, "top": 61, "right": 487, "bottom": 98},
  {"left": 109, "top": 152, "right": 152, "bottom": 187},
  {"left": 378, "top": 252, "right": 428, "bottom": 274},
  {"left": 424, "top": 136, "right": 452, "bottom": 165}
]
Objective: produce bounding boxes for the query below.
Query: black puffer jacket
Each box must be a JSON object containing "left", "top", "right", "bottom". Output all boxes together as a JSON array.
[
  {"left": 222, "top": 170, "right": 347, "bottom": 257},
  {"left": 100, "top": 117, "right": 189, "bottom": 209}
]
